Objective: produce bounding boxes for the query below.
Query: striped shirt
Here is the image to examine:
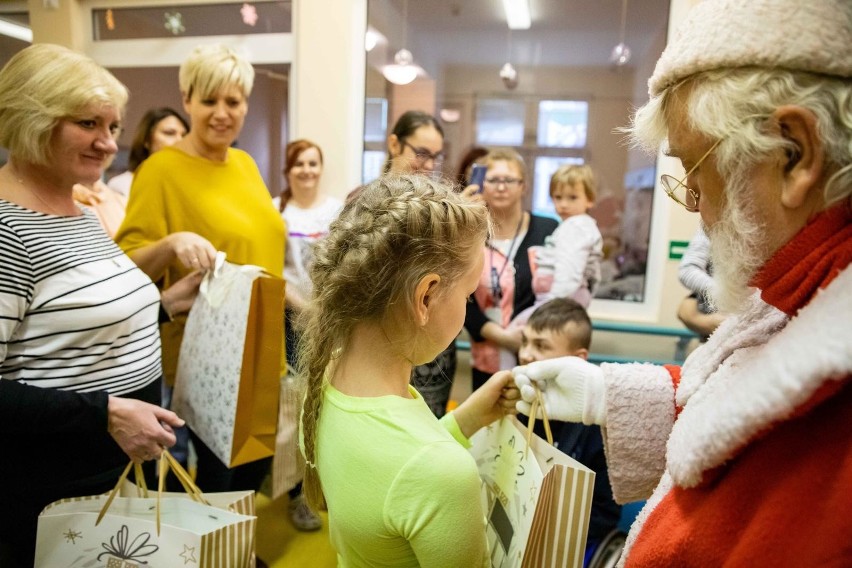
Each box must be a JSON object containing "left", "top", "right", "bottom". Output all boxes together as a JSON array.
[{"left": 0, "top": 200, "right": 162, "bottom": 395}]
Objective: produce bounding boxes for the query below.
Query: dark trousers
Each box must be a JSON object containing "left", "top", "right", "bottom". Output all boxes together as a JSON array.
[{"left": 189, "top": 429, "right": 271, "bottom": 493}]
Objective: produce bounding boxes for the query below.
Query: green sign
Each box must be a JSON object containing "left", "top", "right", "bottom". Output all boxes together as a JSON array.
[{"left": 668, "top": 240, "right": 690, "bottom": 260}]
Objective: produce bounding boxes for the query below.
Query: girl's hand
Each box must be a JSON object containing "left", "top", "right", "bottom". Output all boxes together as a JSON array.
[{"left": 452, "top": 371, "right": 519, "bottom": 439}]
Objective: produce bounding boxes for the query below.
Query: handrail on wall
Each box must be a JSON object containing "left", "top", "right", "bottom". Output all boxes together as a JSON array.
[{"left": 457, "top": 321, "right": 699, "bottom": 366}]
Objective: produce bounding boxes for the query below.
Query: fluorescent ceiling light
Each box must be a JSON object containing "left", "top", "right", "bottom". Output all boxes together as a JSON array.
[
  {"left": 0, "top": 18, "right": 32, "bottom": 43},
  {"left": 502, "top": 0, "right": 530, "bottom": 30}
]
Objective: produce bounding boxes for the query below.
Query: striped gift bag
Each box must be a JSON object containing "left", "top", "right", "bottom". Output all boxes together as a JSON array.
[{"left": 469, "top": 416, "right": 595, "bottom": 568}]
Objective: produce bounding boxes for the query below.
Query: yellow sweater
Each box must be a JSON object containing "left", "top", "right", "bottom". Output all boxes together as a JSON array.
[
  {"left": 116, "top": 146, "right": 286, "bottom": 380},
  {"left": 117, "top": 145, "right": 284, "bottom": 283}
]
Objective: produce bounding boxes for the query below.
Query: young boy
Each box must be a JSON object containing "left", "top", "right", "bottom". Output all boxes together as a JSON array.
[
  {"left": 517, "top": 298, "right": 622, "bottom": 554},
  {"left": 512, "top": 165, "right": 603, "bottom": 328}
]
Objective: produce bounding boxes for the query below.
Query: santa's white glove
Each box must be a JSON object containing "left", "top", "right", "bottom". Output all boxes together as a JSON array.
[{"left": 512, "top": 356, "right": 607, "bottom": 425}]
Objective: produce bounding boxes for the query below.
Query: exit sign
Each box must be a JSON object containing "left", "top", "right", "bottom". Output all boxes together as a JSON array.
[{"left": 669, "top": 240, "right": 690, "bottom": 260}]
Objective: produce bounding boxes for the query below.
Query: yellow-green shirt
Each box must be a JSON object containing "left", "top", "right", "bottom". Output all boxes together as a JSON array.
[{"left": 317, "top": 384, "right": 489, "bottom": 568}]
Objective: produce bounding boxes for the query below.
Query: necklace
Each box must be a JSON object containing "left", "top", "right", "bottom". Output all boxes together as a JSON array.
[
  {"left": 488, "top": 213, "right": 525, "bottom": 302},
  {"left": 6, "top": 165, "right": 76, "bottom": 216}
]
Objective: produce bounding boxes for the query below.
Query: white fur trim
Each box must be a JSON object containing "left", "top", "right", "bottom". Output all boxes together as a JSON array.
[
  {"left": 676, "top": 292, "right": 788, "bottom": 406},
  {"left": 601, "top": 362, "right": 675, "bottom": 504},
  {"left": 649, "top": 0, "right": 852, "bottom": 96},
  {"left": 667, "top": 268, "right": 852, "bottom": 487}
]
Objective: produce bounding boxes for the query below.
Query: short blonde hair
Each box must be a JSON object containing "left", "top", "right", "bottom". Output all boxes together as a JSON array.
[
  {"left": 0, "top": 43, "right": 128, "bottom": 166},
  {"left": 179, "top": 43, "right": 255, "bottom": 100},
  {"left": 484, "top": 148, "right": 527, "bottom": 179},
  {"left": 550, "top": 164, "right": 597, "bottom": 202},
  {"left": 299, "top": 174, "right": 490, "bottom": 509}
]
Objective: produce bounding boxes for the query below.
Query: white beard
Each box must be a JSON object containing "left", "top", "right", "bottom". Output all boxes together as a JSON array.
[{"left": 705, "top": 179, "right": 770, "bottom": 314}]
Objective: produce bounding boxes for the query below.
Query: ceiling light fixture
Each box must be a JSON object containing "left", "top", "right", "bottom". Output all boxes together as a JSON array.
[
  {"left": 500, "top": 30, "right": 518, "bottom": 89},
  {"left": 365, "top": 27, "right": 380, "bottom": 52},
  {"left": 0, "top": 18, "right": 32, "bottom": 43},
  {"left": 383, "top": 0, "right": 418, "bottom": 85},
  {"left": 502, "top": 0, "right": 530, "bottom": 30},
  {"left": 609, "top": 0, "right": 632, "bottom": 66}
]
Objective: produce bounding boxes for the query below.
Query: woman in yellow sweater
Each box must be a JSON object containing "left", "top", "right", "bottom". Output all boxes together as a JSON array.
[{"left": 116, "top": 44, "right": 285, "bottom": 499}]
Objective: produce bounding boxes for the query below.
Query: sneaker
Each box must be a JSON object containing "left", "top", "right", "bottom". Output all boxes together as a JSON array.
[{"left": 288, "top": 493, "right": 322, "bottom": 532}]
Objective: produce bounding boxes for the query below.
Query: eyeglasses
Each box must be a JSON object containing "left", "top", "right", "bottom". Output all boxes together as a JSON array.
[
  {"left": 660, "top": 138, "right": 722, "bottom": 212},
  {"left": 401, "top": 141, "right": 445, "bottom": 167},
  {"left": 484, "top": 177, "right": 523, "bottom": 189}
]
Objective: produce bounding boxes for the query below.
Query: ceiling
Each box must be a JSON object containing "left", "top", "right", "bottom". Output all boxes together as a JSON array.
[{"left": 370, "top": 0, "right": 671, "bottom": 71}]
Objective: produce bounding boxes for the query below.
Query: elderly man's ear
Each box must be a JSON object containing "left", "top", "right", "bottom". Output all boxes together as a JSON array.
[{"left": 774, "top": 105, "right": 825, "bottom": 210}]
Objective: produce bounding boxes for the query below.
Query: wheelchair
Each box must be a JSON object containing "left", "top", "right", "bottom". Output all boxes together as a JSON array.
[{"left": 583, "top": 499, "right": 644, "bottom": 568}]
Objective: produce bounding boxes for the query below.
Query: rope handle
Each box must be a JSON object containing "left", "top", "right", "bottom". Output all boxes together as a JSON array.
[
  {"left": 97, "top": 450, "right": 210, "bottom": 534},
  {"left": 524, "top": 385, "right": 553, "bottom": 459}
]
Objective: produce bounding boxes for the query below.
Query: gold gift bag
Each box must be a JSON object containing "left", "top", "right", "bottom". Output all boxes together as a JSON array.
[{"left": 173, "top": 256, "right": 284, "bottom": 467}]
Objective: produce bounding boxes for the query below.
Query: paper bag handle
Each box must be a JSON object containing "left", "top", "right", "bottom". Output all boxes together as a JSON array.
[
  {"left": 524, "top": 386, "right": 554, "bottom": 458},
  {"left": 97, "top": 450, "right": 210, "bottom": 535}
]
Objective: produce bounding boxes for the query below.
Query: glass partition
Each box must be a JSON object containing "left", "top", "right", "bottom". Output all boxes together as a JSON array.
[{"left": 365, "top": 0, "right": 670, "bottom": 307}]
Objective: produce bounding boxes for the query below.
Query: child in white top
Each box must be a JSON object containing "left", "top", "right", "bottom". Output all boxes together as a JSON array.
[{"left": 514, "top": 165, "right": 603, "bottom": 327}]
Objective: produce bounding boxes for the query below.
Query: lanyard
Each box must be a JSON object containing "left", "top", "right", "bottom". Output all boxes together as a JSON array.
[{"left": 489, "top": 213, "right": 524, "bottom": 302}]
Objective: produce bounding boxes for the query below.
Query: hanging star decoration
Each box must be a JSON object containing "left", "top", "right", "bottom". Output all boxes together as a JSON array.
[
  {"left": 240, "top": 3, "right": 258, "bottom": 27},
  {"left": 164, "top": 11, "right": 185, "bottom": 35},
  {"left": 180, "top": 544, "right": 197, "bottom": 564},
  {"left": 63, "top": 529, "right": 82, "bottom": 544}
]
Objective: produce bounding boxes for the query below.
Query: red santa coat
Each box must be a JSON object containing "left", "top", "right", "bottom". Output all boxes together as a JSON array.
[{"left": 602, "top": 205, "right": 852, "bottom": 567}]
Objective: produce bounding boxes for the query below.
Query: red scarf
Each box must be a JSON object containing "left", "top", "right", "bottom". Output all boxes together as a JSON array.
[{"left": 752, "top": 204, "right": 852, "bottom": 316}]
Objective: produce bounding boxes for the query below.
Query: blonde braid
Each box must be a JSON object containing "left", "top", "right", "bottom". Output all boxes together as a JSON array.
[{"left": 298, "top": 174, "right": 489, "bottom": 509}]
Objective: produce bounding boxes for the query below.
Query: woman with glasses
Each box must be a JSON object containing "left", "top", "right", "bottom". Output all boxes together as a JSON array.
[{"left": 465, "top": 149, "right": 559, "bottom": 391}]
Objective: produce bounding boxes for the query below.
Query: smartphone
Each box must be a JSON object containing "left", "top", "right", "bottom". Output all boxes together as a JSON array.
[{"left": 469, "top": 164, "right": 487, "bottom": 192}]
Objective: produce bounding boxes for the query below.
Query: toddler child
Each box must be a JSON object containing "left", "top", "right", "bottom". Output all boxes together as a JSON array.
[
  {"left": 515, "top": 165, "right": 603, "bottom": 327},
  {"left": 298, "top": 174, "right": 519, "bottom": 567}
]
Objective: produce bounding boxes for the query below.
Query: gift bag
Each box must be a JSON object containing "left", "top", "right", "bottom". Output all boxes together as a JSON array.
[
  {"left": 173, "top": 254, "right": 285, "bottom": 467},
  {"left": 469, "top": 416, "right": 595, "bottom": 568},
  {"left": 35, "top": 456, "right": 257, "bottom": 568},
  {"left": 271, "top": 372, "right": 308, "bottom": 499}
]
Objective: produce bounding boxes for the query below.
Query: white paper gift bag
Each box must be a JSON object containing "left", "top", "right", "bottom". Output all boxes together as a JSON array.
[
  {"left": 35, "top": 454, "right": 258, "bottom": 568},
  {"left": 34, "top": 495, "right": 255, "bottom": 568},
  {"left": 173, "top": 253, "right": 284, "bottom": 467},
  {"left": 469, "top": 416, "right": 595, "bottom": 568}
]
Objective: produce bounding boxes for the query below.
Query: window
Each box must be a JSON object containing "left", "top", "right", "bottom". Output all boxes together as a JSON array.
[
  {"left": 476, "top": 99, "right": 525, "bottom": 146},
  {"left": 362, "top": 97, "right": 388, "bottom": 184},
  {"left": 91, "top": 2, "right": 292, "bottom": 40},
  {"left": 475, "top": 96, "right": 588, "bottom": 218},
  {"left": 537, "top": 100, "right": 588, "bottom": 148}
]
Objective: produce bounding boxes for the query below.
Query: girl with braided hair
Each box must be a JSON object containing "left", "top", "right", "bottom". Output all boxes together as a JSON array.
[{"left": 299, "top": 174, "right": 519, "bottom": 566}]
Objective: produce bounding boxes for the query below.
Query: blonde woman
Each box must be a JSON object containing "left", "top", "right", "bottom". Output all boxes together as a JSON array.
[
  {"left": 116, "top": 44, "right": 285, "bottom": 499},
  {"left": 0, "top": 44, "right": 191, "bottom": 567},
  {"left": 465, "top": 149, "right": 558, "bottom": 390}
]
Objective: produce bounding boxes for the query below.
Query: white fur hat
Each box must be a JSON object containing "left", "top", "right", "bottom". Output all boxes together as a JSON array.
[{"left": 649, "top": 0, "right": 852, "bottom": 96}]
